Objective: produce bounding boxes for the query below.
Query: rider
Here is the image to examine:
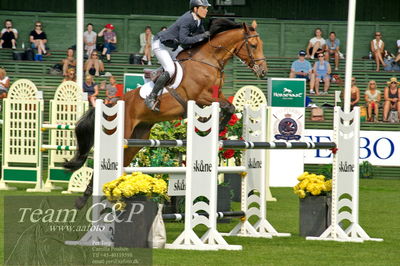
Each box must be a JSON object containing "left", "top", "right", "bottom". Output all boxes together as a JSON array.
[{"left": 144, "top": 0, "right": 211, "bottom": 111}]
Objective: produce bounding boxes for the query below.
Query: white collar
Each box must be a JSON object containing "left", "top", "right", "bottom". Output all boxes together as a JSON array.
[{"left": 192, "top": 12, "right": 201, "bottom": 26}]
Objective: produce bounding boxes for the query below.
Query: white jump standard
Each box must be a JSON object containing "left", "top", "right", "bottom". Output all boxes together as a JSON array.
[{"left": 67, "top": 100, "right": 381, "bottom": 250}]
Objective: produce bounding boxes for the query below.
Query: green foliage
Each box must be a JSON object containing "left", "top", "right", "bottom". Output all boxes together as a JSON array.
[
  {"left": 132, "top": 112, "right": 245, "bottom": 167},
  {"left": 317, "top": 164, "right": 332, "bottom": 180},
  {"left": 132, "top": 120, "right": 186, "bottom": 168},
  {"left": 359, "top": 161, "right": 375, "bottom": 179}
]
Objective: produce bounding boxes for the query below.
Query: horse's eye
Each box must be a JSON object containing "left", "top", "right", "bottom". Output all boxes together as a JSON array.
[{"left": 250, "top": 44, "right": 257, "bottom": 49}]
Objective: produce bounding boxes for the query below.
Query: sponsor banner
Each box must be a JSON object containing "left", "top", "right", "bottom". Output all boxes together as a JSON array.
[
  {"left": 124, "top": 73, "right": 145, "bottom": 93},
  {"left": 167, "top": 174, "right": 186, "bottom": 196},
  {"left": 305, "top": 129, "right": 400, "bottom": 166},
  {"left": 268, "top": 107, "right": 305, "bottom": 187},
  {"left": 268, "top": 78, "right": 306, "bottom": 107},
  {"left": 270, "top": 107, "right": 305, "bottom": 141}
]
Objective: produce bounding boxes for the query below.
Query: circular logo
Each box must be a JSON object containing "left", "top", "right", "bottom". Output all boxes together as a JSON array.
[{"left": 278, "top": 117, "right": 298, "bottom": 137}]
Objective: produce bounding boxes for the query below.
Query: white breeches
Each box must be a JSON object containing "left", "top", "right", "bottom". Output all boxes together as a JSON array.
[{"left": 152, "top": 39, "right": 183, "bottom": 76}]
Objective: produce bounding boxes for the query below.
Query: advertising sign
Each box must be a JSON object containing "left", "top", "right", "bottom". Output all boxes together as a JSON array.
[
  {"left": 304, "top": 129, "right": 400, "bottom": 166},
  {"left": 268, "top": 78, "right": 306, "bottom": 107},
  {"left": 267, "top": 106, "right": 305, "bottom": 187},
  {"left": 124, "top": 73, "right": 145, "bottom": 93}
]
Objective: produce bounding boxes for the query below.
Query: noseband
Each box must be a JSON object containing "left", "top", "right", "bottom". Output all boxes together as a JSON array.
[{"left": 235, "top": 32, "right": 266, "bottom": 72}]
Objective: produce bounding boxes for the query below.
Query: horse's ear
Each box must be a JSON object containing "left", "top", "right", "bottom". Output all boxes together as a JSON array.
[
  {"left": 252, "top": 20, "right": 257, "bottom": 29},
  {"left": 242, "top": 22, "right": 249, "bottom": 33}
]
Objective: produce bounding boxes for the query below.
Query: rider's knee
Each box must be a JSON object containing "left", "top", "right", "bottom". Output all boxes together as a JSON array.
[{"left": 164, "top": 66, "right": 175, "bottom": 77}]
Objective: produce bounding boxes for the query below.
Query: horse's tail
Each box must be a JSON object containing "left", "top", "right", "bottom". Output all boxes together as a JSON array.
[{"left": 63, "top": 107, "right": 96, "bottom": 171}]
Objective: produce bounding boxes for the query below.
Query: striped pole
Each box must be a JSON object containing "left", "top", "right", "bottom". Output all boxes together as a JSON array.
[
  {"left": 220, "top": 140, "right": 337, "bottom": 150},
  {"left": 125, "top": 139, "right": 336, "bottom": 150},
  {"left": 125, "top": 139, "right": 186, "bottom": 148},
  {"left": 163, "top": 211, "right": 245, "bottom": 221},
  {"left": 41, "top": 124, "right": 76, "bottom": 131},
  {"left": 41, "top": 145, "right": 77, "bottom": 151}
]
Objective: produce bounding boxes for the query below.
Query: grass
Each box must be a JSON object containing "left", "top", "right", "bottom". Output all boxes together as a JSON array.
[{"left": 0, "top": 179, "right": 399, "bottom": 265}]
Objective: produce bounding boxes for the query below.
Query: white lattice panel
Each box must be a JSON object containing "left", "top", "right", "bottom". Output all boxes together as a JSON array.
[
  {"left": 232, "top": 85, "right": 266, "bottom": 112},
  {"left": 8, "top": 79, "right": 38, "bottom": 100},
  {"left": 3, "top": 99, "right": 43, "bottom": 164},
  {"left": 48, "top": 82, "right": 88, "bottom": 164}
]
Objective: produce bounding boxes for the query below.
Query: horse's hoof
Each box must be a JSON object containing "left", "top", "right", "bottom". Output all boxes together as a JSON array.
[{"left": 75, "top": 196, "right": 88, "bottom": 209}]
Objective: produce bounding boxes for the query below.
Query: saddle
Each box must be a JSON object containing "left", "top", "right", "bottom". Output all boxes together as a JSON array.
[{"left": 141, "top": 64, "right": 186, "bottom": 112}]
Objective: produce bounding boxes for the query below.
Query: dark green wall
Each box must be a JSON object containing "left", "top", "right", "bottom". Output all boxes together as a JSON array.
[
  {"left": 1, "top": 11, "right": 400, "bottom": 59},
  {"left": 1, "top": 0, "right": 400, "bottom": 21}
]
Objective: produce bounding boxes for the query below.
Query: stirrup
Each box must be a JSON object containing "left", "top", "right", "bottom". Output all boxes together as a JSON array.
[
  {"left": 148, "top": 99, "right": 160, "bottom": 112},
  {"left": 145, "top": 95, "right": 160, "bottom": 112}
]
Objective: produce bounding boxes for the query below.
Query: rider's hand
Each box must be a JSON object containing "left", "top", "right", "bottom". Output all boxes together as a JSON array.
[{"left": 199, "top": 31, "right": 210, "bottom": 40}]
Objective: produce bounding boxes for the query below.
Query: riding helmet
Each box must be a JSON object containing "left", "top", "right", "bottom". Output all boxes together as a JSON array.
[{"left": 189, "top": 0, "right": 211, "bottom": 9}]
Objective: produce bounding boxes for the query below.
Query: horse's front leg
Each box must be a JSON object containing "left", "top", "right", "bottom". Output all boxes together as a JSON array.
[{"left": 219, "top": 100, "right": 235, "bottom": 131}]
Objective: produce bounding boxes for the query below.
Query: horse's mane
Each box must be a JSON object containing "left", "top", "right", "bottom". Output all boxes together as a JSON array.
[
  {"left": 184, "top": 19, "right": 254, "bottom": 51},
  {"left": 209, "top": 18, "right": 243, "bottom": 37}
]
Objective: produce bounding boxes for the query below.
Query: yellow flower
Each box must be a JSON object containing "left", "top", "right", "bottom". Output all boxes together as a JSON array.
[
  {"left": 299, "top": 179, "right": 309, "bottom": 190},
  {"left": 296, "top": 189, "right": 306, "bottom": 198},
  {"left": 310, "top": 187, "right": 321, "bottom": 196},
  {"left": 324, "top": 179, "right": 332, "bottom": 192}
]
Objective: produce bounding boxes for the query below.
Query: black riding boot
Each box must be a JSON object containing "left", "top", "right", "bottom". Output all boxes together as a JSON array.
[{"left": 144, "top": 71, "right": 171, "bottom": 112}]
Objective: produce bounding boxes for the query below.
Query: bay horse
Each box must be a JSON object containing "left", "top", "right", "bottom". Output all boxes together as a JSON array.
[{"left": 64, "top": 19, "right": 267, "bottom": 207}]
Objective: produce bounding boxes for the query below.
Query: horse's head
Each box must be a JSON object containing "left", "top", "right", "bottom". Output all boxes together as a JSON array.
[{"left": 235, "top": 21, "right": 267, "bottom": 78}]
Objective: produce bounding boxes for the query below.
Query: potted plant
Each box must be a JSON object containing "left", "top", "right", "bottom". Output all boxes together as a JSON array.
[
  {"left": 293, "top": 172, "right": 332, "bottom": 237},
  {"left": 132, "top": 120, "right": 185, "bottom": 214},
  {"left": 103, "top": 172, "right": 169, "bottom": 248},
  {"left": 359, "top": 161, "right": 375, "bottom": 179}
]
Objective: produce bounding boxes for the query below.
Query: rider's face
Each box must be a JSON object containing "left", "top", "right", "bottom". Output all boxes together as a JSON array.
[{"left": 196, "top": 6, "right": 208, "bottom": 19}]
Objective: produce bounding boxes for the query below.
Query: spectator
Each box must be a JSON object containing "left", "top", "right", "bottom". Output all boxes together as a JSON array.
[
  {"left": 382, "top": 77, "right": 400, "bottom": 122},
  {"left": 83, "top": 23, "right": 97, "bottom": 57},
  {"left": 30, "top": 21, "right": 48, "bottom": 61},
  {"left": 84, "top": 50, "right": 104, "bottom": 76},
  {"left": 325, "top": 32, "right": 340, "bottom": 71},
  {"left": 62, "top": 48, "right": 76, "bottom": 76},
  {"left": 306, "top": 28, "right": 326, "bottom": 59},
  {"left": 364, "top": 80, "right": 381, "bottom": 122},
  {"left": 289, "top": 50, "right": 314, "bottom": 92},
  {"left": 63, "top": 68, "right": 76, "bottom": 82},
  {"left": 98, "top": 24, "right": 117, "bottom": 63},
  {"left": 394, "top": 39, "right": 400, "bottom": 64},
  {"left": 0, "top": 67, "right": 10, "bottom": 100},
  {"left": 312, "top": 52, "right": 331, "bottom": 95},
  {"left": 370, "top": 32, "right": 386, "bottom": 72},
  {"left": 350, "top": 77, "right": 360, "bottom": 109},
  {"left": 101, "top": 75, "right": 123, "bottom": 105},
  {"left": 0, "top": 19, "right": 18, "bottom": 49},
  {"left": 83, "top": 74, "right": 99, "bottom": 107},
  {"left": 160, "top": 26, "right": 167, "bottom": 32},
  {"left": 139, "top": 26, "right": 154, "bottom": 65}
]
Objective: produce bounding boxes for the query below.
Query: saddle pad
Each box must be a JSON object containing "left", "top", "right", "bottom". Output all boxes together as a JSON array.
[{"left": 139, "top": 62, "right": 183, "bottom": 99}]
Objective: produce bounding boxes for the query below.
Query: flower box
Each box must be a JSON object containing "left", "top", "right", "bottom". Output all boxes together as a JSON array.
[
  {"left": 114, "top": 197, "right": 158, "bottom": 248},
  {"left": 224, "top": 173, "right": 241, "bottom": 202},
  {"left": 299, "top": 195, "right": 331, "bottom": 237}
]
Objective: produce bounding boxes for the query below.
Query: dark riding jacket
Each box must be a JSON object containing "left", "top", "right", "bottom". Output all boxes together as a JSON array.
[{"left": 155, "top": 11, "right": 206, "bottom": 49}]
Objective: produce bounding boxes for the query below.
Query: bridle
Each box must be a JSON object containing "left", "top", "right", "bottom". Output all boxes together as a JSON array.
[
  {"left": 203, "top": 29, "right": 266, "bottom": 76},
  {"left": 234, "top": 31, "right": 266, "bottom": 72},
  {"left": 178, "top": 27, "right": 267, "bottom": 84}
]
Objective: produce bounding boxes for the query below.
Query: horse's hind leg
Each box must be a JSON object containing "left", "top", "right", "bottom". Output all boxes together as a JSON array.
[
  {"left": 123, "top": 122, "right": 154, "bottom": 166},
  {"left": 219, "top": 100, "right": 236, "bottom": 131}
]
